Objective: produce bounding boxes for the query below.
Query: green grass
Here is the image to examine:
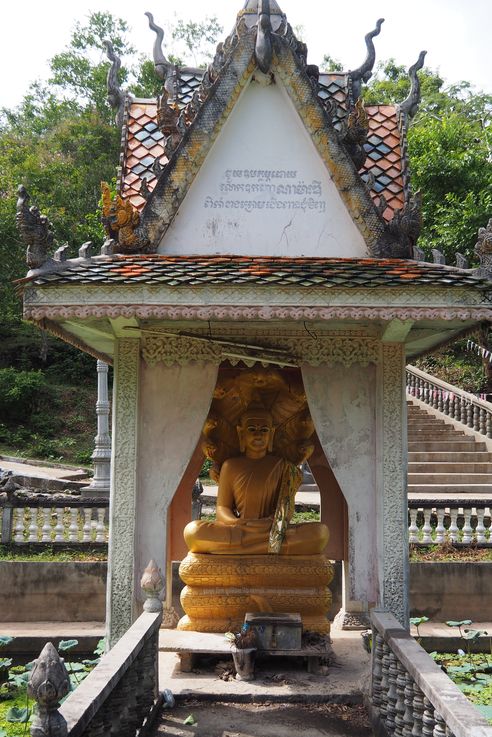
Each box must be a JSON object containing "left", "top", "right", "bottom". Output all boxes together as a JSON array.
[{"left": 0, "top": 546, "right": 107, "bottom": 562}]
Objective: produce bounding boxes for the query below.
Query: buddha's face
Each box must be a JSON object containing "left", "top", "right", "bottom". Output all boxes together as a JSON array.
[{"left": 238, "top": 411, "right": 274, "bottom": 458}]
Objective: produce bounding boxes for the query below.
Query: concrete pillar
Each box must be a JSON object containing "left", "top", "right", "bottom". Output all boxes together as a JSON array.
[
  {"left": 82, "top": 360, "right": 111, "bottom": 499},
  {"left": 376, "top": 343, "right": 409, "bottom": 627},
  {"left": 106, "top": 338, "right": 140, "bottom": 648}
]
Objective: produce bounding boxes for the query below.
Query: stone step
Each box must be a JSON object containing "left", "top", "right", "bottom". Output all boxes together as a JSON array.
[
  {"left": 408, "top": 431, "right": 466, "bottom": 438},
  {"left": 408, "top": 441, "right": 485, "bottom": 452},
  {"left": 408, "top": 483, "right": 492, "bottom": 493},
  {"left": 408, "top": 462, "right": 492, "bottom": 473},
  {"left": 408, "top": 473, "right": 492, "bottom": 484},
  {"left": 408, "top": 452, "right": 492, "bottom": 462}
]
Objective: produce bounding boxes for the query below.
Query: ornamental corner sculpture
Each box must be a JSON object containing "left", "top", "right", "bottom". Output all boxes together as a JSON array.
[
  {"left": 16, "top": 185, "right": 54, "bottom": 270},
  {"left": 341, "top": 97, "right": 369, "bottom": 170},
  {"left": 474, "top": 218, "right": 492, "bottom": 279},
  {"left": 28, "top": 642, "right": 70, "bottom": 737},
  {"left": 100, "top": 181, "right": 146, "bottom": 253}
]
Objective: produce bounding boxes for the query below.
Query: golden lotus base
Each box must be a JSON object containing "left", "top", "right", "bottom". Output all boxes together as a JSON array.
[{"left": 177, "top": 553, "right": 334, "bottom": 635}]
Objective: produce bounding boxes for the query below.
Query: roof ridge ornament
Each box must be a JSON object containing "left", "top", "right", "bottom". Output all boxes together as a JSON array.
[
  {"left": 145, "top": 11, "right": 177, "bottom": 100},
  {"left": 349, "top": 19, "right": 384, "bottom": 102},
  {"left": 474, "top": 219, "right": 492, "bottom": 279},
  {"left": 400, "top": 50, "right": 427, "bottom": 119},
  {"left": 103, "top": 40, "right": 126, "bottom": 128},
  {"left": 374, "top": 192, "right": 422, "bottom": 259},
  {"left": 256, "top": 0, "right": 273, "bottom": 73},
  {"left": 16, "top": 185, "right": 55, "bottom": 269}
]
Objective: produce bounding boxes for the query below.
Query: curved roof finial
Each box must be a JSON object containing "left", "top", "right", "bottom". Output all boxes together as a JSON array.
[
  {"left": 145, "top": 11, "right": 170, "bottom": 81},
  {"left": 400, "top": 50, "right": 427, "bottom": 119},
  {"left": 349, "top": 19, "right": 384, "bottom": 101},
  {"left": 256, "top": 0, "right": 273, "bottom": 74},
  {"left": 103, "top": 40, "right": 125, "bottom": 127}
]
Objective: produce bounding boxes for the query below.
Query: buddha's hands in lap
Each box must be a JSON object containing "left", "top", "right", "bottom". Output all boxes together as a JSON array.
[{"left": 238, "top": 517, "right": 273, "bottom": 530}]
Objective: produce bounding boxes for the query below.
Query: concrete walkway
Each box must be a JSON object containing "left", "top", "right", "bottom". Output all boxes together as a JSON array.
[{"left": 0, "top": 455, "right": 90, "bottom": 490}]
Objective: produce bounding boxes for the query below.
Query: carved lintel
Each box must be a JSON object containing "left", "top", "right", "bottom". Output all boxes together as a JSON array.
[
  {"left": 374, "top": 193, "right": 422, "bottom": 259},
  {"left": 255, "top": 0, "right": 273, "bottom": 74},
  {"left": 474, "top": 218, "right": 492, "bottom": 279},
  {"left": 100, "top": 182, "right": 147, "bottom": 254},
  {"left": 349, "top": 19, "right": 384, "bottom": 102},
  {"left": 16, "top": 185, "right": 54, "bottom": 270},
  {"left": 400, "top": 51, "right": 427, "bottom": 120},
  {"left": 103, "top": 40, "right": 125, "bottom": 127}
]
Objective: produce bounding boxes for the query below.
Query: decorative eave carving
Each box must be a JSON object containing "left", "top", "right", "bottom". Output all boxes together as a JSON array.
[
  {"left": 103, "top": 40, "right": 126, "bottom": 128},
  {"left": 348, "top": 19, "right": 384, "bottom": 104},
  {"left": 474, "top": 219, "right": 492, "bottom": 279},
  {"left": 340, "top": 97, "right": 369, "bottom": 170},
  {"left": 141, "top": 333, "right": 381, "bottom": 368},
  {"left": 374, "top": 192, "right": 422, "bottom": 259},
  {"left": 16, "top": 185, "right": 55, "bottom": 270},
  {"left": 400, "top": 50, "right": 427, "bottom": 120},
  {"left": 100, "top": 182, "right": 148, "bottom": 254}
]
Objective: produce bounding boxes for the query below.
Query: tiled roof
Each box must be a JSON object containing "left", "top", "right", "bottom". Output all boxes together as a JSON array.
[
  {"left": 360, "top": 105, "right": 405, "bottom": 219},
  {"left": 26, "top": 256, "right": 488, "bottom": 290},
  {"left": 317, "top": 73, "right": 348, "bottom": 128},
  {"left": 119, "top": 95, "right": 405, "bottom": 223}
]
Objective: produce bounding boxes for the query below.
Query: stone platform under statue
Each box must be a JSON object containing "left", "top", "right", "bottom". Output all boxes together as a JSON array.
[{"left": 178, "top": 553, "right": 334, "bottom": 634}]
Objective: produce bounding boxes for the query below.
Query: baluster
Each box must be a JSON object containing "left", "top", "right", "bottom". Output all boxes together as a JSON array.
[
  {"left": 54, "top": 509, "right": 64, "bottom": 542},
  {"left": 409, "top": 509, "right": 419, "bottom": 543},
  {"left": 434, "top": 509, "right": 445, "bottom": 544},
  {"left": 433, "top": 710, "right": 446, "bottom": 737},
  {"left": 68, "top": 508, "right": 79, "bottom": 542},
  {"left": 486, "top": 508, "right": 491, "bottom": 541},
  {"left": 411, "top": 681, "right": 425, "bottom": 737},
  {"left": 422, "top": 696, "right": 435, "bottom": 737},
  {"left": 83, "top": 508, "right": 93, "bottom": 542},
  {"left": 437, "top": 389, "right": 444, "bottom": 413},
  {"left": 27, "top": 508, "right": 38, "bottom": 542},
  {"left": 461, "top": 508, "right": 472, "bottom": 544},
  {"left": 421, "top": 509, "right": 433, "bottom": 544},
  {"left": 479, "top": 408, "right": 486, "bottom": 435},
  {"left": 475, "top": 508, "right": 486, "bottom": 543},
  {"left": 95, "top": 508, "right": 106, "bottom": 542},
  {"left": 402, "top": 672, "right": 415, "bottom": 737},
  {"left": 473, "top": 405, "right": 480, "bottom": 431},
  {"left": 380, "top": 642, "right": 391, "bottom": 721},
  {"left": 432, "top": 386, "right": 438, "bottom": 410},
  {"left": 460, "top": 399, "right": 467, "bottom": 425},
  {"left": 14, "top": 508, "right": 26, "bottom": 542},
  {"left": 424, "top": 380, "right": 430, "bottom": 406},
  {"left": 395, "top": 661, "right": 407, "bottom": 737},
  {"left": 372, "top": 633, "right": 384, "bottom": 709},
  {"left": 486, "top": 412, "right": 492, "bottom": 438},
  {"left": 41, "top": 508, "right": 52, "bottom": 542},
  {"left": 448, "top": 509, "right": 459, "bottom": 543},
  {"left": 448, "top": 393, "right": 455, "bottom": 420},
  {"left": 466, "top": 403, "right": 474, "bottom": 428},
  {"left": 386, "top": 651, "right": 398, "bottom": 732}
]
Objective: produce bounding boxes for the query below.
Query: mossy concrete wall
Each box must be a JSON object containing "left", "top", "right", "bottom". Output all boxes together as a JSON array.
[{"left": 0, "top": 562, "right": 107, "bottom": 622}]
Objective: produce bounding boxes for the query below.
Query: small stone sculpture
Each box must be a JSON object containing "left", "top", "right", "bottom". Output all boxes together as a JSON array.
[
  {"left": 16, "top": 185, "right": 54, "bottom": 269},
  {"left": 28, "top": 642, "right": 70, "bottom": 737}
]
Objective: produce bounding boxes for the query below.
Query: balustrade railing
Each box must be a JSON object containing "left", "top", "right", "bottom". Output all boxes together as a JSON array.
[
  {"left": 406, "top": 365, "right": 492, "bottom": 438},
  {"left": 0, "top": 495, "right": 109, "bottom": 544},
  {"left": 28, "top": 560, "right": 164, "bottom": 737},
  {"left": 371, "top": 610, "right": 492, "bottom": 737},
  {"left": 408, "top": 499, "right": 492, "bottom": 545}
]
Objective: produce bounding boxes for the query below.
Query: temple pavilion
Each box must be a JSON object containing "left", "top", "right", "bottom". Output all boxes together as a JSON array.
[{"left": 16, "top": 0, "right": 492, "bottom": 645}]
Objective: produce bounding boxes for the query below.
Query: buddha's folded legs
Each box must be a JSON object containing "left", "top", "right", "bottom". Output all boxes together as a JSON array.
[{"left": 184, "top": 519, "right": 329, "bottom": 555}]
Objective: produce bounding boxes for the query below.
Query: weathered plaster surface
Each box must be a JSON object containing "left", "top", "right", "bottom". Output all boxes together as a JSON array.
[
  {"left": 302, "top": 363, "right": 378, "bottom": 608},
  {"left": 377, "top": 343, "right": 408, "bottom": 625},
  {"left": 106, "top": 338, "right": 140, "bottom": 647},
  {"left": 135, "top": 361, "right": 218, "bottom": 600},
  {"left": 159, "top": 79, "right": 368, "bottom": 258}
]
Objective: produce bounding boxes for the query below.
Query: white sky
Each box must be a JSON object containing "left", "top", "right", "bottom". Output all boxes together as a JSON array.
[{"left": 1, "top": 0, "right": 491, "bottom": 110}]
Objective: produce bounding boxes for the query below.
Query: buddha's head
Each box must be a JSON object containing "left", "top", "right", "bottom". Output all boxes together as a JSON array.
[{"left": 237, "top": 403, "right": 275, "bottom": 458}]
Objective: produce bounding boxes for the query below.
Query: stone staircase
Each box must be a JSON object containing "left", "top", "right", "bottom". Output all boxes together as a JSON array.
[{"left": 407, "top": 401, "right": 492, "bottom": 497}]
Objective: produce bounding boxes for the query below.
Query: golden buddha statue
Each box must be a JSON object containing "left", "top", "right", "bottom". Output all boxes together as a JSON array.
[
  {"left": 178, "top": 368, "right": 334, "bottom": 634},
  {"left": 184, "top": 405, "right": 329, "bottom": 555}
]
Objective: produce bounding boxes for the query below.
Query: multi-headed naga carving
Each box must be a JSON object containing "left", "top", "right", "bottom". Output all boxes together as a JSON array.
[
  {"left": 375, "top": 193, "right": 423, "bottom": 259},
  {"left": 16, "top": 185, "right": 54, "bottom": 270},
  {"left": 101, "top": 182, "right": 144, "bottom": 253}
]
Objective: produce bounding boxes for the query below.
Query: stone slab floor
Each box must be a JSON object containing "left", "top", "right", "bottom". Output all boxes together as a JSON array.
[{"left": 155, "top": 701, "right": 373, "bottom": 737}]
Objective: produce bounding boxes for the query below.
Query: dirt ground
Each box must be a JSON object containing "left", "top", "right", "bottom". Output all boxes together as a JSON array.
[{"left": 156, "top": 701, "right": 373, "bottom": 737}]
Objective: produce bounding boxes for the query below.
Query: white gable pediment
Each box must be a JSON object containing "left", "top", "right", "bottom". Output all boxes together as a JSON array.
[{"left": 158, "top": 78, "right": 369, "bottom": 258}]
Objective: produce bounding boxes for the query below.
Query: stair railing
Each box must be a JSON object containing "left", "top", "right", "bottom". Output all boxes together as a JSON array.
[
  {"left": 406, "top": 365, "right": 492, "bottom": 438},
  {"left": 371, "top": 610, "right": 492, "bottom": 737}
]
